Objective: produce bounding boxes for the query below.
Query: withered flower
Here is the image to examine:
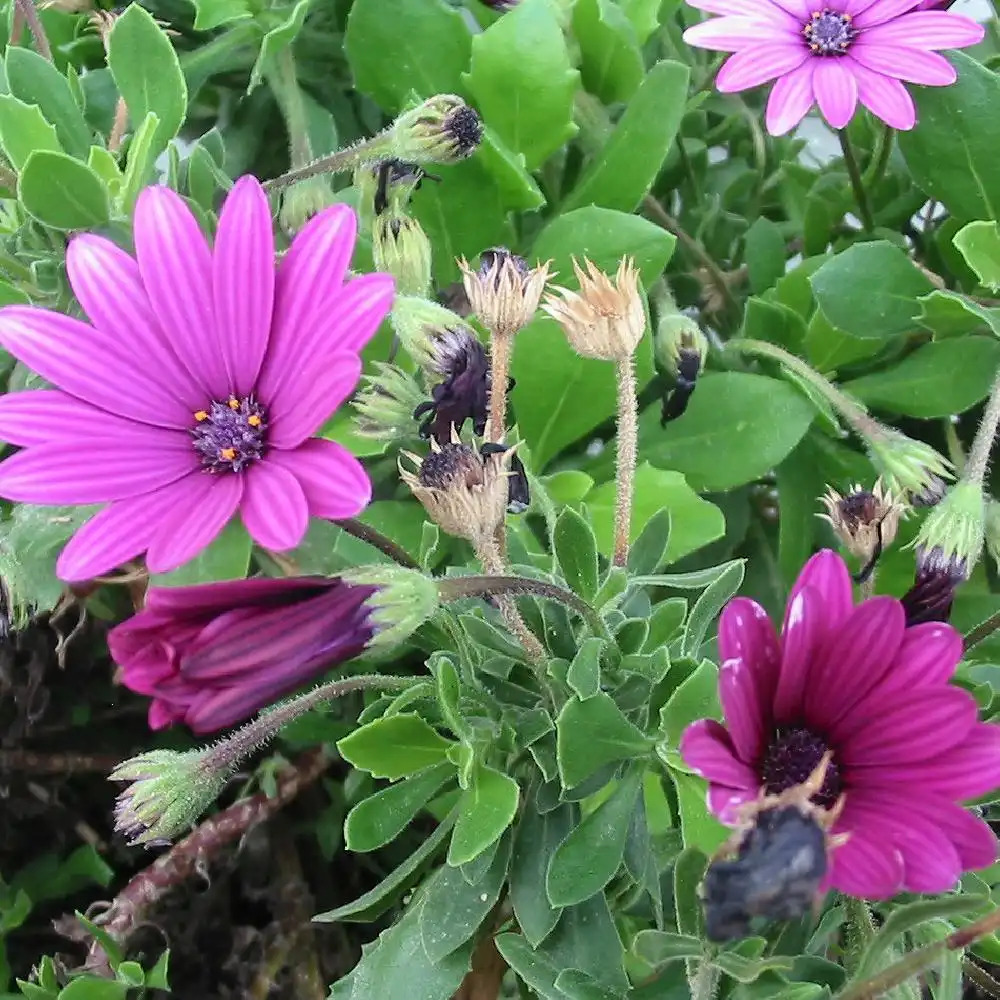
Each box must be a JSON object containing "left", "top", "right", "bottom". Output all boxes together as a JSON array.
[
  {"left": 542, "top": 257, "right": 645, "bottom": 361},
  {"left": 459, "top": 248, "right": 551, "bottom": 339},
  {"left": 400, "top": 437, "right": 513, "bottom": 547},
  {"left": 819, "top": 480, "right": 904, "bottom": 579},
  {"left": 413, "top": 328, "right": 492, "bottom": 444}
]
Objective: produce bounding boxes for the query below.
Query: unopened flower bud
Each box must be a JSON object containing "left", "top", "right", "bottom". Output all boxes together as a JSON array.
[
  {"left": 656, "top": 308, "right": 707, "bottom": 424},
  {"left": 984, "top": 499, "right": 1000, "bottom": 571},
  {"left": 542, "top": 257, "right": 645, "bottom": 361},
  {"left": 341, "top": 565, "right": 440, "bottom": 647},
  {"left": 819, "top": 480, "right": 904, "bottom": 569},
  {"left": 110, "top": 749, "right": 228, "bottom": 846},
  {"left": 391, "top": 295, "right": 478, "bottom": 370},
  {"left": 459, "top": 248, "right": 551, "bottom": 339},
  {"left": 400, "top": 438, "right": 513, "bottom": 547},
  {"left": 353, "top": 363, "right": 427, "bottom": 440},
  {"left": 373, "top": 213, "right": 433, "bottom": 297},
  {"left": 865, "top": 430, "right": 953, "bottom": 507},
  {"left": 413, "top": 327, "right": 492, "bottom": 444},
  {"left": 390, "top": 96, "right": 483, "bottom": 166},
  {"left": 278, "top": 177, "right": 335, "bottom": 237}
]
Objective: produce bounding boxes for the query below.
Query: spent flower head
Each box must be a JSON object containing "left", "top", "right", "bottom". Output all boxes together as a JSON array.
[
  {"left": 865, "top": 429, "right": 953, "bottom": 507},
  {"left": 542, "top": 257, "right": 645, "bottom": 361},
  {"left": 400, "top": 437, "right": 513, "bottom": 547},
  {"left": 390, "top": 96, "right": 483, "bottom": 166},
  {"left": 458, "top": 248, "right": 551, "bottom": 339},
  {"left": 819, "top": 480, "right": 904, "bottom": 566},
  {"left": 682, "top": 0, "right": 984, "bottom": 135},
  {"left": 110, "top": 748, "right": 229, "bottom": 846}
]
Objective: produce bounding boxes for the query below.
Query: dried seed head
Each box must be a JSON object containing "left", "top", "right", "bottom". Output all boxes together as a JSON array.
[
  {"left": 542, "top": 256, "right": 645, "bottom": 361},
  {"left": 373, "top": 213, "right": 433, "bottom": 297},
  {"left": 819, "top": 480, "right": 904, "bottom": 565},
  {"left": 400, "top": 437, "right": 513, "bottom": 546},
  {"left": 390, "top": 96, "right": 483, "bottom": 166},
  {"left": 459, "top": 248, "right": 551, "bottom": 339}
]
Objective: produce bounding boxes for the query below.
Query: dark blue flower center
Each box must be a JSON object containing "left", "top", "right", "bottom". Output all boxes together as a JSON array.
[
  {"left": 191, "top": 396, "right": 267, "bottom": 473},
  {"left": 803, "top": 9, "right": 856, "bottom": 55},
  {"left": 761, "top": 727, "right": 841, "bottom": 808}
]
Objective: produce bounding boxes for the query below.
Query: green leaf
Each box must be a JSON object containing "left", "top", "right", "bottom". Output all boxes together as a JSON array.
[
  {"left": 585, "top": 465, "right": 724, "bottom": 566},
  {"left": 346, "top": 0, "right": 470, "bottom": 113},
  {"left": 556, "top": 692, "right": 652, "bottom": 789},
  {"left": 150, "top": 519, "right": 252, "bottom": 586},
  {"left": 954, "top": 220, "right": 1000, "bottom": 291},
  {"left": 898, "top": 52, "right": 1000, "bottom": 223},
  {"left": 188, "top": 0, "right": 250, "bottom": 30},
  {"left": 108, "top": 5, "right": 187, "bottom": 156},
  {"left": 918, "top": 289, "right": 1000, "bottom": 340},
  {"left": 420, "top": 833, "right": 511, "bottom": 961},
  {"left": 659, "top": 659, "right": 720, "bottom": 746},
  {"left": 115, "top": 962, "right": 144, "bottom": 988},
  {"left": 248, "top": 0, "right": 311, "bottom": 94},
  {"left": 145, "top": 951, "right": 170, "bottom": 990},
  {"left": 626, "top": 507, "right": 672, "bottom": 576},
  {"left": 562, "top": 59, "right": 690, "bottom": 213},
  {"left": 119, "top": 112, "right": 161, "bottom": 212},
  {"left": 328, "top": 888, "right": 471, "bottom": 999},
  {"left": 572, "top": 0, "right": 643, "bottom": 104},
  {"left": 617, "top": 0, "right": 663, "bottom": 42},
  {"left": 495, "top": 933, "right": 565, "bottom": 1000},
  {"left": 345, "top": 761, "right": 456, "bottom": 852},
  {"left": 842, "top": 337, "right": 1000, "bottom": 418},
  {"left": 4, "top": 49, "right": 91, "bottom": 160},
  {"left": 537, "top": 892, "right": 629, "bottom": 992},
  {"left": 57, "top": 981, "right": 128, "bottom": 1000},
  {"left": 713, "top": 945, "right": 793, "bottom": 983},
  {"left": 566, "top": 637, "right": 604, "bottom": 700},
  {"left": 0, "top": 95, "right": 62, "bottom": 171},
  {"left": 810, "top": 240, "right": 934, "bottom": 340},
  {"left": 338, "top": 714, "right": 455, "bottom": 780},
  {"left": 546, "top": 769, "right": 642, "bottom": 906},
  {"left": 554, "top": 507, "right": 600, "bottom": 601},
  {"left": 510, "top": 798, "right": 575, "bottom": 947},
  {"left": 631, "top": 372, "right": 815, "bottom": 492},
  {"left": 672, "top": 846, "right": 708, "bottom": 937},
  {"left": 745, "top": 217, "right": 787, "bottom": 294},
  {"left": 19, "top": 151, "right": 110, "bottom": 230},
  {"left": 315, "top": 809, "right": 456, "bottom": 923},
  {"left": 448, "top": 763, "right": 520, "bottom": 865},
  {"left": 632, "top": 930, "right": 703, "bottom": 967},
  {"left": 463, "top": 0, "right": 578, "bottom": 170},
  {"left": 670, "top": 768, "right": 729, "bottom": 854},
  {"left": 682, "top": 561, "right": 745, "bottom": 656}
]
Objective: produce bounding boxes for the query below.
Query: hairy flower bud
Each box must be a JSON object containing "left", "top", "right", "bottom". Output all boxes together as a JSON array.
[
  {"left": 865, "top": 429, "right": 953, "bottom": 507},
  {"left": 390, "top": 96, "right": 483, "bottom": 166},
  {"left": 372, "top": 213, "right": 433, "bottom": 298},
  {"left": 459, "top": 248, "right": 551, "bottom": 339},
  {"left": 400, "top": 438, "right": 513, "bottom": 546},
  {"left": 353, "top": 159, "right": 426, "bottom": 235},
  {"left": 353, "top": 363, "right": 427, "bottom": 440},
  {"left": 278, "top": 177, "right": 335, "bottom": 237},
  {"left": 542, "top": 257, "right": 645, "bottom": 361},
  {"left": 391, "top": 295, "right": 479, "bottom": 370},
  {"left": 341, "top": 564, "right": 440, "bottom": 647},
  {"left": 656, "top": 311, "right": 707, "bottom": 424}
]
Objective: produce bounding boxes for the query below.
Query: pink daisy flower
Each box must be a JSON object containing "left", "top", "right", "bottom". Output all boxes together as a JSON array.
[
  {"left": 681, "top": 550, "right": 1000, "bottom": 899},
  {"left": 683, "top": 0, "right": 985, "bottom": 135},
  {"left": 109, "top": 575, "right": 376, "bottom": 732},
  {"left": 0, "top": 177, "right": 394, "bottom": 581}
]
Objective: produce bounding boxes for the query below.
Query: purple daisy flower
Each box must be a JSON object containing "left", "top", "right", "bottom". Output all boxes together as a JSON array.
[
  {"left": 683, "top": 0, "right": 984, "bottom": 135},
  {"left": 0, "top": 177, "right": 394, "bottom": 581},
  {"left": 109, "top": 576, "right": 376, "bottom": 732},
  {"left": 681, "top": 550, "right": 1000, "bottom": 899}
]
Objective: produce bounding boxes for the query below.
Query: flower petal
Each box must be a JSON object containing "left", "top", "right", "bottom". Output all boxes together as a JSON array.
[
  {"left": 784, "top": 549, "right": 853, "bottom": 642},
  {"left": 719, "top": 658, "right": 767, "bottom": 765},
  {"left": 57, "top": 502, "right": 154, "bottom": 581},
  {"left": 716, "top": 44, "right": 810, "bottom": 92},
  {"left": 718, "top": 597, "right": 781, "bottom": 708},
  {"left": 212, "top": 176, "right": 275, "bottom": 396},
  {"left": 854, "top": 0, "right": 924, "bottom": 27},
  {"left": 826, "top": 801, "right": 905, "bottom": 899},
  {"left": 66, "top": 235, "right": 201, "bottom": 408},
  {"left": 240, "top": 461, "right": 309, "bottom": 551},
  {"left": 765, "top": 62, "right": 816, "bottom": 135},
  {"left": 0, "top": 436, "right": 196, "bottom": 503},
  {"left": 680, "top": 719, "right": 760, "bottom": 790},
  {"left": 707, "top": 785, "right": 759, "bottom": 825},
  {"left": 813, "top": 58, "right": 859, "bottom": 130},
  {"left": 849, "top": 60, "right": 916, "bottom": 129},
  {"left": 773, "top": 587, "right": 823, "bottom": 723},
  {"left": 267, "top": 351, "right": 362, "bottom": 450},
  {"left": 0, "top": 307, "right": 195, "bottom": 428},
  {"left": 266, "top": 438, "right": 372, "bottom": 519},
  {"left": 684, "top": 15, "right": 796, "bottom": 51},
  {"left": 870, "top": 621, "right": 962, "bottom": 697},
  {"left": 850, "top": 42, "right": 956, "bottom": 84},
  {"left": 145, "top": 473, "right": 244, "bottom": 573},
  {"left": 0, "top": 390, "right": 149, "bottom": 446},
  {"left": 133, "top": 185, "right": 229, "bottom": 398},
  {"left": 860, "top": 8, "right": 984, "bottom": 46},
  {"left": 145, "top": 576, "right": 329, "bottom": 616}
]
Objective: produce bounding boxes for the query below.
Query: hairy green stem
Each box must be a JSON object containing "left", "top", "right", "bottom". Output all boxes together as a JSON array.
[
  {"left": 333, "top": 517, "right": 418, "bottom": 568},
  {"left": 964, "top": 609, "right": 1000, "bottom": 651},
  {"left": 263, "top": 131, "right": 395, "bottom": 192},
  {"left": 14, "top": 0, "right": 52, "bottom": 61},
  {"left": 267, "top": 48, "right": 313, "bottom": 167},
  {"left": 963, "top": 368, "right": 1000, "bottom": 488},
  {"left": 839, "top": 129, "right": 875, "bottom": 232},
  {"left": 613, "top": 355, "right": 638, "bottom": 567}
]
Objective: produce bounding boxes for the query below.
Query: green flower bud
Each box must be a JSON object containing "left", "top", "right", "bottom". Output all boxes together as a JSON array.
[
  {"left": 278, "top": 177, "right": 335, "bottom": 238},
  {"left": 389, "top": 95, "right": 483, "bottom": 166},
  {"left": 353, "top": 362, "right": 427, "bottom": 440},
  {"left": 985, "top": 499, "right": 1000, "bottom": 571},
  {"left": 865, "top": 430, "right": 953, "bottom": 507},
  {"left": 911, "top": 480, "right": 985, "bottom": 580},
  {"left": 353, "top": 160, "right": 426, "bottom": 236},
  {"left": 655, "top": 313, "right": 708, "bottom": 381},
  {"left": 373, "top": 213, "right": 433, "bottom": 297},
  {"left": 341, "top": 564, "right": 441, "bottom": 647},
  {"left": 391, "top": 295, "right": 477, "bottom": 370},
  {"left": 110, "top": 749, "right": 229, "bottom": 846}
]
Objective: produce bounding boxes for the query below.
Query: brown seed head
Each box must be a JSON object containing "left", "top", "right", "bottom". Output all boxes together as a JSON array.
[
  {"left": 542, "top": 256, "right": 645, "bottom": 361},
  {"left": 819, "top": 479, "right": 904, "bottom": 564},
  {"left": 459, "top": 248, "right": 551, "bottom": 339}
]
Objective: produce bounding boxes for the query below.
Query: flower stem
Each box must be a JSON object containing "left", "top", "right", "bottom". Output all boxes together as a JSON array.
[
  {"left": 838, "top": 129, "right": 875, "bottom": 232},
  {"left": 13, "top": 0, "right": 52, "bottom": 61},
  {"left": 334, "top": 517, "right": 419, "bottom": 568},
  {"left": 263, "top": 131, "right": 395, "bottom": 193},
  {"left": 862, "top": 124, "right": 895, "bottom": 190},
  {"left": 964, "top": 608, "right": 1000, "bottom": 651},
  {"left": 487, "top": 331, "right": 513, "bottom": 443},
  {"left": 267, "top": 48, "right": 313, "bottom": 168},
  {"left": 963, "top": 368, "right": 1000, "bottom": 489},
  {"left": 613, "top": 354, "right": 638, "bottom": 568}
]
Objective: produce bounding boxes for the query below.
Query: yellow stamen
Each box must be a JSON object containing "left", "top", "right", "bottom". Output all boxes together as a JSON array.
[
  {"left": 220, "top": 447, "right": 237, "bottom": 461},
  {"left": 248, "top": 414, "right": 262, "bottom": 427},
  {"left": 194, "top": 410, "right": 209, "bottom": 422},
  {"left": 228, "top": 398, "right": 240, "bottom": 410}
]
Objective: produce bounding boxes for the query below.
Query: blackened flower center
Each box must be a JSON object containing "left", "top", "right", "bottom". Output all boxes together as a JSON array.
[
  {"left": 803, "top": 9, "right": 855, "bottom": 54},
  {"left": 419, "top": 444, "right": 483, "bottom": 490},
  {"left": 761, "top": 727, "right": 841, "bottom": 808},
  {"left": 191, "top": 396, "right": 267, "bottom": 473}
]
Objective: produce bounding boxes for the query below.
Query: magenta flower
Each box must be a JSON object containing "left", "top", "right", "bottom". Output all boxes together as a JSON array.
[
  {"left": 683, "top": 0, "right": 984, "bottom": 135},
  {"left": 0, "top": 177, "right": 394, "bottom": 581},
  {"left": 681, "top": 550, "right": 1000, "bottom": 899},
  {"left": 109, "top": 576, "right": 376, "bottom": 733}
]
